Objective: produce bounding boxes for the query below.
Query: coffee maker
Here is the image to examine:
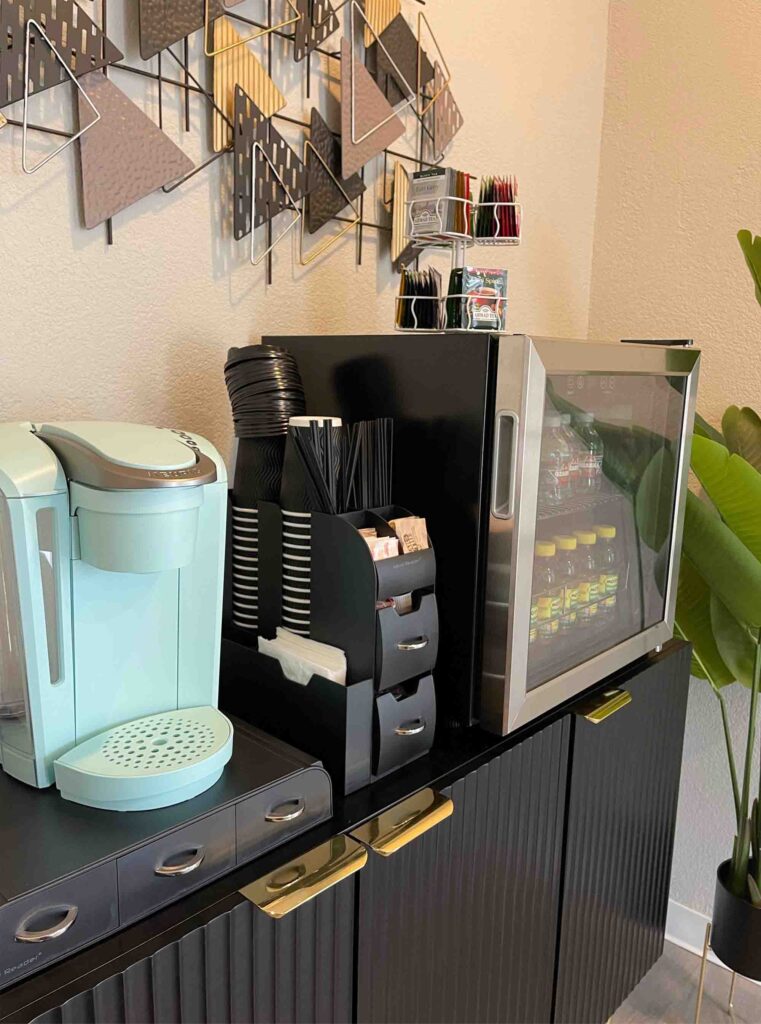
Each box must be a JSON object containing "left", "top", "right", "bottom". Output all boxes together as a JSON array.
[{"left": 0, "top": 422, "right": 233, "bottom": 811}]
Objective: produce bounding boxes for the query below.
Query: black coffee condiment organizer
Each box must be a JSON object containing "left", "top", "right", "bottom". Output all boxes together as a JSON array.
[{"left": 221, "top": 501, "right": 439, "bottom": 794}]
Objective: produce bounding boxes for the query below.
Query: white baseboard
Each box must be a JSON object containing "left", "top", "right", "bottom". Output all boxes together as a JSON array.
[{"left": 666, "top": 897, "right": 761, "bottom": 983}]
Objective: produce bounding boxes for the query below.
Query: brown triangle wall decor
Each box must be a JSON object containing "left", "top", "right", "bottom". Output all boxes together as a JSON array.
[
  {"left": 366, "top": 14, "right": 433, "bottom": 109},
  {"left": 233, "top": 85, "right": 310, "bottom": 240},
  {"left": 340, "top": 37, "right": 403, "bottom": 180},
  {"left": 1, "top": 0, "right": 123, "bottom": 109},
  {"left": 137, "top": 0, "right": 245, "bottom": 61},
  {"left": 391, "top": 160, "right": 416, "bottom": 270},
  {"left": 77, "top": 73, "right": 194, "bottom": 229},
  {"left": 212, "top": 16, "right": 286, "bottom": 153},
  {"left": 363, "top": 0, "right": 400, "bottom": 48},
  {"left": 307, "top": 107, "right": 365, "bottom": 234},
  {"left": 292, "top": 0, "right": 338, "bottom": 63}
]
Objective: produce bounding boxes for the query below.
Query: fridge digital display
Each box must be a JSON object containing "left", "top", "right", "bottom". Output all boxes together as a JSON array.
[{"left": 526, "top": 373, "right": 687, "bottom": 691}]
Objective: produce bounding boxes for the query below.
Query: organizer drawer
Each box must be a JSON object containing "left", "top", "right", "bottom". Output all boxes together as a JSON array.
[
  {"left": 117, "top": 806, "right": 236, "bottom": 927},
  {"left": 374, "top": 674, "right": 436, "bottom": 777},
  {"left": 0, "top": 861, "right": 117, "bottom": 988},
  {"left": 236, "top": 766, "right": 332, "bottom": 864},
  {"left": 376, "top": 593, "right": 439, "bottom": 691}
]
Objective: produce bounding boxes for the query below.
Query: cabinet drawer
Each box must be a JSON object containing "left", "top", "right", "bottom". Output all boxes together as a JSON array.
[
  {"left": 376, "top": 593, "right": 439, "bottom": 692},
  {"left": 0, "top": 861, "right": 117, "bottom": 988},
  {"left": 374, "top": 674, "right": 436, "bottom": 777},
  {"left": 236, "top": 767, "right": 332, "bottom": 865},
  {"left": 117, "top": 807, "right": 236, "bottom": 927}
]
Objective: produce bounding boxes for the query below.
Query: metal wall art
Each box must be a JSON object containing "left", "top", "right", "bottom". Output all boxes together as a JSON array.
[
  {"left": 1, "top": 0, "right": 122, "bottom": 108},
  {"left": 77, "top": 73, "right": 194, "bottom": 228},
  {"left": 137, "top": 0, "right": 244, "bottom": 61},
  {"left": 21, "top": 18, "right": 100, "bottom": 173},
  {"left": 367, "top": 13, "right": 432, "bottom": 108},
  {"left": 4, "top": 0, "right": 467, "bottom": 280},
  {"left": 249, "top": 140, "right": 301, "bottom": 265},
  {"left": 340, "top": 37, "right": 402, "bottom": 178},
  {"left": 233, "top": 84, "right": 310, "bottom": 240},
  {"left": 300, "top": 138, "right": 360, "bottom": 264},
  {"left": 425, "top": 59, "right": 462, "bottom": 163},
  {"left": 203, "top": 0, "right": 299, "bottom": 58},
  {"left": 391, "top": 159, "right": 415, "bottom": 270},
  {"left": 213, "top": 15, "right": 286, "bottom": 152},
  {"left": 363, "top": 0, "right": 400, "bottom": 47},
  {"left": 292, "top": 0, "right": 338, "bottom": 63},
  {"left": 307, "top": 107, "right": 365, "bottom": 233}
]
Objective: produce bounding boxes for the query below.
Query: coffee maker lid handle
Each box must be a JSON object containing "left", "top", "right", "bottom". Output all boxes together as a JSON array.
[
  {"left": 35, "top": 423, "right": 219, "bottom": 491},
  {"left": 0, "top": 423, "right": 67, "bottom": 498}
]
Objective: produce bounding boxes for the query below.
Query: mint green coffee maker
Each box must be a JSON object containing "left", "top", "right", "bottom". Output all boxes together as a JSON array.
[{"left": 0, "top": 422, "right": 233, "bottom": 811}]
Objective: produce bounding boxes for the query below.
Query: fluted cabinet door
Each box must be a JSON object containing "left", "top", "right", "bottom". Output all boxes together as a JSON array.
[
  {"left": 553, "top": 643, "right": 691, "bottom": 1024},
  {"left": 29, "top": 880, "right": 355, "bottom": 1024},
  {"left": 356, "top": 717, "right": 571, "bottom": 1024}
]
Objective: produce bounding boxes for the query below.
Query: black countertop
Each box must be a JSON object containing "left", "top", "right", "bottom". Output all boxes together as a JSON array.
[{"left": 0, "top": 641, "right": 687, "bottom": 1022}]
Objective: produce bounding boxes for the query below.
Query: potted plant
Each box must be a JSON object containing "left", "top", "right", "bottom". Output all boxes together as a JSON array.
[{"left": 674, "top": 229, "right": 761, "bottom": 978}]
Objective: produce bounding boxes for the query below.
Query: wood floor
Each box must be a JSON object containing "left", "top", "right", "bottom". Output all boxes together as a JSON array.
[{"left": 611, "top": 940, "right": 761, "bottom": 1023}]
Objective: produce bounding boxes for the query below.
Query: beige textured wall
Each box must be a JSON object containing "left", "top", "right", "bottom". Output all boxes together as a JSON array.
[
  {"left": 588, "top": 0, "right": 761, "bottom": 916},
  {"left": 0, "top": 0, "right": 610, "bottom": 463}
]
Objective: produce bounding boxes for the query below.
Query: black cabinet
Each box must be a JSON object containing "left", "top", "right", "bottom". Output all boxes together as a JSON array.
[
  {"left": 553, "top": 642, "right": 691, "bottom": 1024},
  {"left": 355, "top": 717, "right": 570, "bottom": 1024},
  {"left": 27, "top": 881, "right": 356, "bottom": 1024},
  {"left": 2, "top": 643, "right": 691, "bottom": 1024}
]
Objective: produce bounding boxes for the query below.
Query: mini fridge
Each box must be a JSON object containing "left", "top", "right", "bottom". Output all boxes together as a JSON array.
[{"left": 275, "top": 334, "right": 700, "bottom": 735}]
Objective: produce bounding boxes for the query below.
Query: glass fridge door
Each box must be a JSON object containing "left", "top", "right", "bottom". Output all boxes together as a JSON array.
[
  {"left": 485, "top": 336, "right": 700, "bottom": 735},
  {"left": 526, "top": 371, "right": 690, "bottom": 691}
]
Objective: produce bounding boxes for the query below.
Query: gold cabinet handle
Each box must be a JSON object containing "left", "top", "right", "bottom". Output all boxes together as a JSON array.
[
  {"left": 239, "top": 835, "right": 367, "bottom": 919},
  {"left": 350, "top": 788, "right": 453, "bottom": 857},
  {"left": 574, "top": 687, "right": 632, "bottom": 724}
]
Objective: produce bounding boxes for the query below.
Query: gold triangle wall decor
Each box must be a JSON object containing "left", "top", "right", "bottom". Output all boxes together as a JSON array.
[
  {"left": 213, "top": 17, "right": 286, "bottom": 153},
  {"left": 417, "top": 10, "right": 451, "bottom": 117},
  {"left": 204, "top": 0, "right": 300, "bottom": 57},
  {"left": 391, "top": 160, "right": 416, "bottom": 270},
  {"left": 363, "top": 0, "right": 400, "bottom": 47},
  {"left": 0, "top": 112, "right": 7, "bottom": 130}
]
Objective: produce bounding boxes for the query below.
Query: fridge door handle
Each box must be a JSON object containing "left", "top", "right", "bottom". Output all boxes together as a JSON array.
[
  {"left": 491, "top": 410, "right": 520, "bottom": 520},
  {"left": 350, "top": 788, "right": 453, "bottom": 857},
  {"left": 573, "top": 687, "right": 632, "bottom": 724}
]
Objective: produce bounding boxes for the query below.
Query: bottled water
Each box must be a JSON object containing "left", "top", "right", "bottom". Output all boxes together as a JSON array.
[
  {"left": 539, "top": 413, "right": 572, "bottom": 507},
  {"left": 559, "top": 413, "right": 584, "bottom": 495},
  {"left": 574, "top": 413, "right": 604, "bottom": 493}
]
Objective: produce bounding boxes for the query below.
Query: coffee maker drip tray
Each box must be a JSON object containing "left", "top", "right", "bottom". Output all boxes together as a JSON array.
[{"left": 53, "top": 708, "right": 234, "bottom": 811}]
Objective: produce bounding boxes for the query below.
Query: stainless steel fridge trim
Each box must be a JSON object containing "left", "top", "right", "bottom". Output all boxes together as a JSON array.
[
  {"left": 491, "top": 411, "right": 520, "bottom": 520},
  {"left": 483, "top": 335, "right": 700, "bottom": 735}
]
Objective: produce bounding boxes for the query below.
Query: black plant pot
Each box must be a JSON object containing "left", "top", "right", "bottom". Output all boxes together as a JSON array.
[{"left": 711, "top": 860, "right": 761, "bottom": 980}]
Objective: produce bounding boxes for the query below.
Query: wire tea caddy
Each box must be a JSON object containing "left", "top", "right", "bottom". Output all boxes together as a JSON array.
[{"left": 395, "top": 185, "right": 522, "bottom": 335}]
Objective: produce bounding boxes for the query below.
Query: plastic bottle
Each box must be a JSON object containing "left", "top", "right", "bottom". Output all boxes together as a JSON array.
[
  {"left": 553, "top": 535, "right": 580, "bottom": 633},
  {"left": 573, "top": 531, "right": 600, "bottom": 626},
  {"left": 594, "top": 524, "right": 620, "bottom": 621},
  {"left": 574, "top": 413, "right": 604, "bottom": 494},
  {"left": 559, "top": 414, "right": 584, "bottom": 495},
  {"left": 533, "top": 542, "right": 563, "bottom": 646},
  {"left": 539, "top": 413, "right": 572, "bottom": 507}
]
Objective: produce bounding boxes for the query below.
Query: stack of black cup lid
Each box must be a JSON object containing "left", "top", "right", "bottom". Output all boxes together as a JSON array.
[{"left": 224, "top": 345, "right": 306, "bottom": 634}]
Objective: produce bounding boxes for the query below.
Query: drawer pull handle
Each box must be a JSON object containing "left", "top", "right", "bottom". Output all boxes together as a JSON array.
[
  {"left": 350, "top": 788, "right": 454, "bottom": 857},
  {"left": 574, "top": 688, "right": 632, "bottom": 724},
  {"left": 240, "top": 835, "right": 367, "bottom": 919},
  {"left": 155, "top": 847, "right": 206, "bottom": 877},
  {"left": 397, "top": 636, "right": 429, "bottom": 652},
  {"left": 395, "top": 718, "right": 426, "bottom": 737},
  {"left": 266, "top": 799, "right": 306, "bottom": 823},
  {"left": 16, "top": 906, "right": 78, "bottom": 944}
]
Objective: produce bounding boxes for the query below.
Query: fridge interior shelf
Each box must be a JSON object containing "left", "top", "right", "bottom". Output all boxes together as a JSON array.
[{"left": 536, "top": 489, "right": 625, "bottom": 521}]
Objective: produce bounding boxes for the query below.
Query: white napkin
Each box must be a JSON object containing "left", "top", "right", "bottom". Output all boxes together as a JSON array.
[{"left": 258, "top": 628, "right": 347, "bottom": 686}]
